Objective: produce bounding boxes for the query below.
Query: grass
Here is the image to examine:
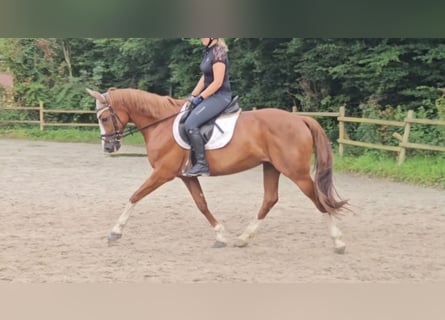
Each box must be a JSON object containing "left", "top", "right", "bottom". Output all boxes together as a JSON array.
[
  {"left": 1, "top": 127, "right": 444, "bottom": 189},
  {"left": 333, "top": 152, "right": 445, "bottom": 189},
  {"left": 0, "top": 126, "right": 145, "bottom": 145}
]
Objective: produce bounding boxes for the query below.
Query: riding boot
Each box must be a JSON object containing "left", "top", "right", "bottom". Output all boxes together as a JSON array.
[{"left": 184, "top": 128, "right": 210, "bottom": 176}]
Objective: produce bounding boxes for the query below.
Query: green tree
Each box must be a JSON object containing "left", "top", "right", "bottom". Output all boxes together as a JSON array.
[{"left": 2, "top": 37, "right": 445, "bottom": 145}]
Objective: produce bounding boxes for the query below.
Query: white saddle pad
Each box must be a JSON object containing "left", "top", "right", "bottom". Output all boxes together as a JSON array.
[{"left": 173, "top": 103, "right": 241, "bottom": 150}]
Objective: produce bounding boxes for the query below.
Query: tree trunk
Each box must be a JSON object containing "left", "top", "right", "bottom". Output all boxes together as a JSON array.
[{"left": 62, "top": 39, "right": 73, "bottom": 78}]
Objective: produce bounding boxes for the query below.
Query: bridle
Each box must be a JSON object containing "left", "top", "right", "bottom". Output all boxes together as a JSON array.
[
  {"left": 96, "top": 104, "right": 124, "bottom": 143},
  {"left": 95, "top": 93, "right": 189, "bottom": 141}
]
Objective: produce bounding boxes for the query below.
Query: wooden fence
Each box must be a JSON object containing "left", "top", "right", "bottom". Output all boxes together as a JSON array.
[
  {"left": 292, "top": 106, "right": 445, "bottom": 164},
  {"left": 1, "top": 102, "right": 445, "bottom": 164},
  {"left": 0, "top": 102, "right": 98, "bottom": 130}
]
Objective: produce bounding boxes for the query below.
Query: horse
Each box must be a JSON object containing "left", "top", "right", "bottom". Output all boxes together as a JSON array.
[{"left": 86, "top": 87, "right": 349, "bottom": 253}]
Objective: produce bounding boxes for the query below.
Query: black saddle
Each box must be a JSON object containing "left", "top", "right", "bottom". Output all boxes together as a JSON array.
[{"left": 178, "top": 95, "right": 240, "bottom": 144}]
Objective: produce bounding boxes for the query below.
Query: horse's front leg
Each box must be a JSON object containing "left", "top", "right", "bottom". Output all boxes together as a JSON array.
[
  {"left": 108, "top": 202, "right": 136, "bottom": 242},
  {"left": 108, "top": 170, "right": 173, "bottom": 244},
  {"left": 180, "top": 176, "right": 227, "bottom": 248}
]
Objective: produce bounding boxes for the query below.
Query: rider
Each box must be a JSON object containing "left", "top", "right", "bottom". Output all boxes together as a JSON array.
[{"left": 183, "top": 38, "right": 232, "bottom": 177}]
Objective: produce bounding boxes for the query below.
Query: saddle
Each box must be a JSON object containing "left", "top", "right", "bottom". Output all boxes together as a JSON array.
[{"left": 178, "top": 96, "right": 240, "bottom": 144}]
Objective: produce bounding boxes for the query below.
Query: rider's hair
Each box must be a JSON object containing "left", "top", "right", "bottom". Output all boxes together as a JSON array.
[{"left": 215, "top": 38, "right": 229, "bottom": 52}]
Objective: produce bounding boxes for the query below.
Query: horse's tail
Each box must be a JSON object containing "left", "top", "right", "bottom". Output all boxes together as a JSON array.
[{"left": 302, "top": 116, "right": 348, "bottom": 215}]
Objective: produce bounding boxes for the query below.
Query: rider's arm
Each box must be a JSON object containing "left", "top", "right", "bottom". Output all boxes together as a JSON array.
[{"left": 191, "top": 75, "right": 205, "bottom": 97}]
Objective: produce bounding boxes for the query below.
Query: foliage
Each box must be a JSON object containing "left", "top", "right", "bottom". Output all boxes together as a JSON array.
[
  {"left": 343, "top": 103, "right": 444, "bottom": 157},
  {"left": 2, "top": 37, "right": 445, "bottom": 151}
]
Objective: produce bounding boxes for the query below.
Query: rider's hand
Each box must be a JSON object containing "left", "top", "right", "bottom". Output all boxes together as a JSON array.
[{"left": 190, "top": 95, "right": 204, "bottom": 107}]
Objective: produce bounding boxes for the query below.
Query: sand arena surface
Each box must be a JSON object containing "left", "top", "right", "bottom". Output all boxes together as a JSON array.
[{"left": 0, "top": 138, "right": 444, "bottom": 283}]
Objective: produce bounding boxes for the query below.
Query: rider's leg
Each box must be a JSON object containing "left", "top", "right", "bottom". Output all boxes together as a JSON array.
[
  {"left": 183, "top": 93, "right": 230, "bottom": 176},
  {"left": 184, "top": 128, "right": 209, "bottom": 176}
]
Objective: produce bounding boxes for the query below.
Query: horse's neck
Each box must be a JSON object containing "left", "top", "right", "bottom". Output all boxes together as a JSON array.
[
  {"left": 126, "top": 97, "right": 183, "bottom": 128},
  {"left": 134, "top": 108, "right": 179, "bottom": 159},
  {"left": 133, "top": 95, "right": 183, "bottom": 119}
]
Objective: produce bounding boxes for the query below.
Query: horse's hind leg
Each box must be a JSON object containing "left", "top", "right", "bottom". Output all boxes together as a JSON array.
[
  {"left": 289, "top": 173, "right": 346, "bottom": 254},
  {"left": 234, "top": 162, "right": 280, "bottom": 247},
  {"left": 180, "top": 176, "right": 227, "bottom": 248},
  {"left": 325, "top": 213, "right": 346, "bottom": 254}
]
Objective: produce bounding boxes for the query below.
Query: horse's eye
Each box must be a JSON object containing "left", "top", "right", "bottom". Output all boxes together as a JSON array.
[{"left": 101, "top": 117, "right": 109, "bottom": 123}]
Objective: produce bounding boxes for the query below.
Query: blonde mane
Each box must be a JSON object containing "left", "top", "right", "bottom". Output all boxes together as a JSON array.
[{"left": 107, "top": 88, "right": 185, "bottom": 118}]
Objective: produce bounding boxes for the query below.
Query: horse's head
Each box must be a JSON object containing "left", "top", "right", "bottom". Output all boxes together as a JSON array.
[{"left": 86, "top": 88, "right": 127, "bottom": 153}]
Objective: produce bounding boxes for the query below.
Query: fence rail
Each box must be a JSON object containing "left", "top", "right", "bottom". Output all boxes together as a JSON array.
[
  {"left": 1, "top": 102, "right": 445, "bottom": 164},
  {"left": 334, "top": 106, "right": 445, "bottom": 164},
  {"left": 292, "top": 106, "right": 445, "bottom": 164},
  {"left": 0, "top": 102, "right": 98, "bottom": 130}
]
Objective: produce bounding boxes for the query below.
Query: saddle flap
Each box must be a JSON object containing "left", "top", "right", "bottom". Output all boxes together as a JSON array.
[
  {"left": 178, "top": 95, "right": 240, "bottom": 144},
  {"left": 173, "top": 106, "right": 241, "bottom": 151}
]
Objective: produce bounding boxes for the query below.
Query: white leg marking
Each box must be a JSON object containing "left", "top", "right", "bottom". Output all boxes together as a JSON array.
[
  {"left": 214, "top": 224, "right": 227, "bottom": 244},
  {"left": 234, "top": 219, "right": 262, "bottom": 247},
  {"left": 326, "top": 214, "right": 346, "bottom": 253},
  {"left": 239, "top": 219, "right": 262, "bottom": 241},
  {"left": 111, "top": 202, "right": 136, "bottom": 235}
]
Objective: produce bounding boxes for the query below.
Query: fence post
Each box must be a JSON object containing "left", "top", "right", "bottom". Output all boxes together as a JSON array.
[
  {"left": 292, "top": 106, "right": 297, "bottom": 113},
  {"left": 338, "top": 105, "right": 345, "bottom": 156},
  {"left": 397, "top": 110, "right": 414, "bottom": 165},
  {"left": 39, "top": 101, "right": 44, "bottom": 131}
]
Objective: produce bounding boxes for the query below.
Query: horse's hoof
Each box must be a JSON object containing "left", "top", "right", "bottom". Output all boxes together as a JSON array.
[
  {"left": 233, "top": 238, "right": 249, "bottom": 248},
  {"left": 212, "top": 241, "right": 227, "bottom": 248},
  {"left": 334, "top": 245, "right": 346, "bottom": 254},
  {"left": 108, "top": 232, "right": 122, "bottom": 244}
]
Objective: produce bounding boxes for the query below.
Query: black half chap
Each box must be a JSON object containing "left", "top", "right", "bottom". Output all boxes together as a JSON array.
[{"left": 183, "top": 92, "right": 231, "bottom": 131}]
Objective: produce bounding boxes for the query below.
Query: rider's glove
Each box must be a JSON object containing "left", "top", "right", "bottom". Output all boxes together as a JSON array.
[{"left": 190, "top": 95, "right": 204, "bottom": 107}]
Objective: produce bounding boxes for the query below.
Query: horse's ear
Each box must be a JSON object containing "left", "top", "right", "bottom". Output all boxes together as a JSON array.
[{"left": 86, "top": 88, "right": 106, "bottom": 103}]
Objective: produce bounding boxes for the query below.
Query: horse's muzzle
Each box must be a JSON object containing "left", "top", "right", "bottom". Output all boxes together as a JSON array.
[{"left": 104, "top": 140, "right": 121, "bottom": 153}]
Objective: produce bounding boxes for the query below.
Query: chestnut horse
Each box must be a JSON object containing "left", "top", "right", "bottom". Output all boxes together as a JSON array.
[{"left": 86, "top": 88, "right": 348, "bottom": 253}]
